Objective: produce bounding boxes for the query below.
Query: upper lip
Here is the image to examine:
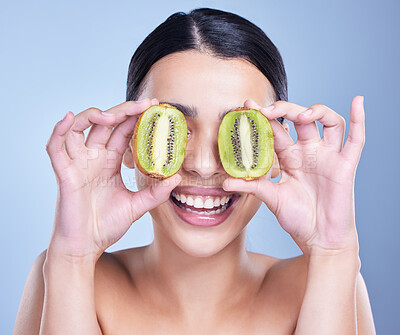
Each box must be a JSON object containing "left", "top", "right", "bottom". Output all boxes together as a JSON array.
[{"left": 173, "top": 186, "right": 236, "bottom": 197}]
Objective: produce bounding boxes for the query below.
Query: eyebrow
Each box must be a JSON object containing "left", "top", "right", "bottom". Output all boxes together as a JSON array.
[{"left": 160, "top": 101, "right": 239, "bottom": 121}]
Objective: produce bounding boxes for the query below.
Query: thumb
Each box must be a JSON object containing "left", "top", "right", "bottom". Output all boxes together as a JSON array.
[
  {"left": 223, "top": 177, "right": 279, "bottom": 215},
  {"left": 128, "top": 174, "right": 182, "bottom": 222}
]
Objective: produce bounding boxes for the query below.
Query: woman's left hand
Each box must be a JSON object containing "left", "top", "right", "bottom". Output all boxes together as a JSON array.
[{"left": 223, "top": 96, "right": 365, "bottom": 257}]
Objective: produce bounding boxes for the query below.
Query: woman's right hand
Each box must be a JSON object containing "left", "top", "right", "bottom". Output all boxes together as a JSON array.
[{"left": 45, "top": 99, "right": 181, "bottom": 261}]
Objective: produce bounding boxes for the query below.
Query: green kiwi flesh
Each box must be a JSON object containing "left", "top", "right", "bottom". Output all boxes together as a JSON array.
[
  {"left": 133, "top": 104, "right": 187, "bottom": 179},
  {"left": 218, "top": 108, "right": 274, "bottom": 180}
]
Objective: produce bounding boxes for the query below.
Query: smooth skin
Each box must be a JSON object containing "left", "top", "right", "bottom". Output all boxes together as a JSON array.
[{"left": 14, "top": 51, "right": 375, "bottom": 334}]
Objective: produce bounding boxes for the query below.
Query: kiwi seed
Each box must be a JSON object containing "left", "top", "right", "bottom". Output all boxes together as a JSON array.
[
  {"left": 132, "top": 104, "right": 187, "bottom": 179},
  {"left": 218, "top": 107, "right": 274, "bottom": 180}
]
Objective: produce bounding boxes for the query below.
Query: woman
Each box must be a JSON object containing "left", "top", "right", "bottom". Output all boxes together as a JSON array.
[{"left": 14, "top": 8, "right": 375, "bottom": 334}]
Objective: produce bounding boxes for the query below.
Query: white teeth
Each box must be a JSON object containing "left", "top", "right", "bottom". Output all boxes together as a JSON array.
[
  {"left": 193, "top": 197, "right": 204, "bottom": 208},
  {"left": 204, "top": 198, "right": 214, "bottom": 209},
  {"left": 186, "top": 196, "right": 194, "bottom": 206},
  {"left": 175, "top": 199, "right": 231, "bottom": 215},
  {"left": 172, "top": 192, "right": 234, "bottom": 213},
  {"left": 180, "top": 194, "right": 186, "bottom": 204}
]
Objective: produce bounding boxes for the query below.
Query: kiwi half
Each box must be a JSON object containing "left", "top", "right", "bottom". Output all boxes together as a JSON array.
[
  {"left": 218, "top": 107, "right": 274, "bottom": 180},
  {"left": 132, "top": 104, "right": 187, "bottom": 179}
]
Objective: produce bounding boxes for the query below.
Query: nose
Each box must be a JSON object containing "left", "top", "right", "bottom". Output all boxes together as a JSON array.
[{"left": 182, "top": 129, "right": 225, "bottom": 180}]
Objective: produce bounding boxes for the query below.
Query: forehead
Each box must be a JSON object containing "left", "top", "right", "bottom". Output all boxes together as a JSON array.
[{"left": 140, "top": 51, "right": 275, "bottom": 118}]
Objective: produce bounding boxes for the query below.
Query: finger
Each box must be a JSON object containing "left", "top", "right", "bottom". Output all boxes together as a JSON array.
[
  {"left": 269, "top": 119, "right": 295, "bottom": 154},
  {"left": 79, "top": 99, "right": 152, "bottom": 136},
  {"left": 72, "top": 107, "right": 115, "bottom": 134},
  {"left": 84, "top": 124, "right": 115, "bottom": 149},
  {"left": 128, "top": 174, "right": 182, "bottom": 223},
  {"left": 65, "top": 107, "right": 114, "bottom": 159},
  {"left": 46, "top": 111, "right": 74, "bottom": 172},
  {"left": 66, "top": 99, "right": 152, "bottom": 159},
  {"left": 243, "top": 99, "right": 295, "bottom": 153},
  {"left": 342, "top": 96, "right": 365, "bottom": 164},
  {"left": 223, "top": 176, "right": 279, "bottom": 215},
  {"left": 292, "top": 116, "right": 321, "bottom": 143},
  {"left": 84, "top": 99, "right": 152, "bottom": 149},
  {"left": 260, "top": 100, "right": 306, "bottom": 120},
  {"left": 298, "top": 104, "right": 346, "bottom": 151},
  {"left": 243, "top": 98, "right": 264, "bottom": 110},
  {"left": 105, "top": 116, "right": 138, "bottom": 167},
  {"left": 261, "top": 101, "right": 321, "bottom": 143}
]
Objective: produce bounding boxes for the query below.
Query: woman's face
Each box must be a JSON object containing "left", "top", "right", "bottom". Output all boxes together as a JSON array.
[{"left": 127, "top": 50, "right": 277, "bottom": 257}]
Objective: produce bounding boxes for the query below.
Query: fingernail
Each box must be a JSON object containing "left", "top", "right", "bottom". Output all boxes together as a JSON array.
[
  {"left": 101, "top": 111, "right": 113, "bottom": 116},
  {"left": 302, "top": 108, "right": 312, "bottom": 115},
  {"left": 261, "top": 105, "right": 275, "bottom": 112}
]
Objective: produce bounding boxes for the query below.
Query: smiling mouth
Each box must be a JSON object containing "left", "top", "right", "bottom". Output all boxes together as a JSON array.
[{"left": 170, "top": 191, "right": 238, "bottom": 215}]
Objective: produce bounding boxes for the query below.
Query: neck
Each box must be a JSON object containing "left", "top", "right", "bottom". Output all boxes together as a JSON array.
[{"left": 141, "top": 221, "right": 259, "bottom": 320}]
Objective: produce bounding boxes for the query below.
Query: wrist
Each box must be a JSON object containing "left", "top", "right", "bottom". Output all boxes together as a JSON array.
[
  {"left": 305, "top": 248, "right": 361, "bottom": 275},
  {"left": 304, "top": 243, "right": 359, "bottom": 258},
  {"left": 297, "top": 228, "right": 359, "bottom": 260},
  {"left": 43, "top": 252, "right": 97, "bottom": 287},
  {"left": 44, "top": 246, "right": 99, "bottom": 272},
  {"left": 46, "top": 236, "right": 102, "bottom": 263}
]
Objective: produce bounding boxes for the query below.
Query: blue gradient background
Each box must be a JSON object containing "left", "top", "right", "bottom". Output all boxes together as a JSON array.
[{"left": 1, "top": 0, "right": 399, "bottom": 333}]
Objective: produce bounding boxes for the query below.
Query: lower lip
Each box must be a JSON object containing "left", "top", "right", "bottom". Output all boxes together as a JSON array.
[{"left": 169, "top": 194, "right": 241, "bottom": 227}]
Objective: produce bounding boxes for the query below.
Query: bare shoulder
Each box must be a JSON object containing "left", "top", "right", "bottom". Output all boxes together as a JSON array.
[
  {"left": 266, "top": 254, "right": 308, "bottom": 300},
  {"left": 95, "top": 246, "right": 147, "bottom": 281},
  {"left": 93, "top": 246, "right": 147, "bottom": 315},
  {"left": 356, "top": 271, "right": 376, "bottom": 334},
  {"left": 248, "top": 252, "right": 308, "bottom": 309},
  {"left": 93, "top": 246, "right": 151, "bottom": 332},
  {"left": 249, "top": 252, "right": 375, "bottom": 333},
  {"left": 243, "top": 252, "right": 307, "bottom": 330},
  {"left": 269, "top": 253, "right": 308, "bottom": 281},
  {"left": 14, "top": 250, "right": 47, "bottom": 335},
  {"left": 247, "top": 251, "right": 307, "bottom": 286},
  {"left": 14, "top": 248, "right": 144, "bottom": 334}
]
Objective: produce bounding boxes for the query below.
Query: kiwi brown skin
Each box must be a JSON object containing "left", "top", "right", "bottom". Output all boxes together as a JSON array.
[
  {"left": 218, "top": 107, "right": 274, "bottom": 181},
  {"left": 131, "top": 103, "right": 184, "bottom": 180}
]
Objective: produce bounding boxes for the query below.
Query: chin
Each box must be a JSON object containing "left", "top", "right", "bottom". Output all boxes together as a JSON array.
[
  {"left": 172, "top": 226, "right": 244, "bottom": 258},
  {"left": 176, "top": 238, "right": 231, "bottom": 258},
  {"left": 136, "top": 170, "right": 262, "bottom": 257},
  {"left": 150, "top": 199, "right": 253, "bottom": 258}
]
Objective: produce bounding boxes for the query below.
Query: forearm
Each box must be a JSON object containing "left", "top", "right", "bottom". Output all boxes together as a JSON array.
[
  {"left": 40, "top": 251, "right": 102, "bottom": 335},
  {"left": 295, "top": 250, "right": 361, "bottom": 335}
]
